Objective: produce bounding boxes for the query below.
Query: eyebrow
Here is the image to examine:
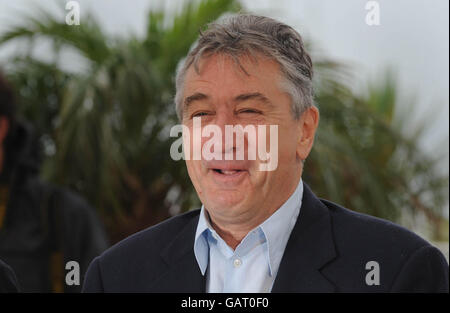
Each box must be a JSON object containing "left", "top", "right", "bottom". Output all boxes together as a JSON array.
[
  {"left": 184, "top": 92, "right": 209, "bottom": 107},
  {"left": 183, "top": 91, "right": 273, "bottom": 108},
  {"left": 233, "top": 92, "right": 273, "bottom": 106}
]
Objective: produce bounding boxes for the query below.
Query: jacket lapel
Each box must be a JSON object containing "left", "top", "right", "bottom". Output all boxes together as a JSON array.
[
  {"left": 151, "top": 213, "right": 206, "bottom": 292},
  {"left": 271, "top": 183, "right": 337, "bottom": 292}
]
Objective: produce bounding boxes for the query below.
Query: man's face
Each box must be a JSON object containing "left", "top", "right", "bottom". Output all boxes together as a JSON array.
[{"left": 181, "top": 54, "right": 314, "bottom": 224}]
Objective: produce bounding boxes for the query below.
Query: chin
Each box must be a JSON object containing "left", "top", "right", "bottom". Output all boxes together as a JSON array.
[{"left": 203, "top": 190, "right": 248, "bottom": 213}]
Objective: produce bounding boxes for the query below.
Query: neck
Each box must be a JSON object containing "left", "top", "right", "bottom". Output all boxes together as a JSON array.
[{"left": 209, "top": 218, "right": 244, "bottom": 250}]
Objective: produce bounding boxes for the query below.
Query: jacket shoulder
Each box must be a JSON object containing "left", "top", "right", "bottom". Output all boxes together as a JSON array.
[
  {"left": 85, "top": 209, "right": 200, "bottom": 292},
  {"left": 320, "top": 199, "right": 448, "bottom": 292},
  {"left": 322, "top": 199, "right": 430, "bottom": 251},
  {"left": 102, "top": 209, "right": 200, "bottom": 259}
]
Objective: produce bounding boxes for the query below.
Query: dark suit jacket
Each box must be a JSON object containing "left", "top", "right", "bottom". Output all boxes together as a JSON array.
[
  {"left": 0, "top": 259, "right": 19, "bottom": 293},
  {"left": 83, "top": 184, "right": 449, "bottom": 292}
]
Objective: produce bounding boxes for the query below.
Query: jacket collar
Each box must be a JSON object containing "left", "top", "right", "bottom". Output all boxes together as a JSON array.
[{"left": 155, "top": 182, "right": 337, "bottom": 293}]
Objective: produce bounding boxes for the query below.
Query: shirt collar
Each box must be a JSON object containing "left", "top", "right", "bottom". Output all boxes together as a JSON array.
[
  {"left": 194, "top": 179, "right": 303, "bottom": 276},
  {"left": 194, "top": 206, "right": 213, "bottom": 275}
]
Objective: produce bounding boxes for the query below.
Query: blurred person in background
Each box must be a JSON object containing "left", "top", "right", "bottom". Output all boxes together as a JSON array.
[{"left": 0, "top": 71, "right": 109, "bottom": 292}]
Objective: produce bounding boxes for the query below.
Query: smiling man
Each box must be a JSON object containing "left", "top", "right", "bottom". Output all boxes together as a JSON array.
[{"left": 83, "top": 14, "right": 448, "bottom": 293}]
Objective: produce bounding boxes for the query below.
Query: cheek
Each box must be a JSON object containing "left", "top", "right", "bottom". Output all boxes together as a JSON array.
[
  {"left": 186, "top": 161, "right": 203, "bottom": 190},
  {"left": 258, "top": 123, "right": 296, "bottom": 162},
  {"left": 278, "top": 126, "right": 299, "bottom": 161}
]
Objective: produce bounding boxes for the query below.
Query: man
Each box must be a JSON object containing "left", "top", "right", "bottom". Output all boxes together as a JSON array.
[
  {"left": 83, "top": 14, "right": 448, "bottom": 292},
  {"left": 0, "top": 72, "right": 109, "bottom": 292}
]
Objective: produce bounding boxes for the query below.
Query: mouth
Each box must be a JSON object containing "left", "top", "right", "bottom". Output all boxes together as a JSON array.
[
  {"left": 212, "top": 169, "right": 245, "bottom": 175},
  {"left": 209, "top": 168, "right": 248, "bottom": 185},
  {"left": 204, "top": 160, "right": 251, "bottom": 185}
]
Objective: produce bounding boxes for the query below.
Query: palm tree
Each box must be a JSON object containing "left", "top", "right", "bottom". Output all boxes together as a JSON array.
[
  {"left": 1, "top": 0, "right": 242, "bottom": 242},
  {"left": 309, "top": 67, "right": 448, "bottom": 239},
  {"left": 0, "top": 0, "right": 447, "bottom": 242}
]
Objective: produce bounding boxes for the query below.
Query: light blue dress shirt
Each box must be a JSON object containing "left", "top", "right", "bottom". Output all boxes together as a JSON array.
[{"left": 193, "top": 179, "right": 303, "bottom": 293}]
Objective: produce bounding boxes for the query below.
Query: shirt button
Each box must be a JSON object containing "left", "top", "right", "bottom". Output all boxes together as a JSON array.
[
  {"left": 212, "top": 232, "right": 218, "bottom": 240},
  {"left": 233, "top": 258, "right": 242, "bottom": 268}
]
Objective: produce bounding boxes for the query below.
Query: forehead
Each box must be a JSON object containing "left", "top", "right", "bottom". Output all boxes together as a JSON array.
[{"left": 183, "top": 53, "right": 284, "bottom": 99}]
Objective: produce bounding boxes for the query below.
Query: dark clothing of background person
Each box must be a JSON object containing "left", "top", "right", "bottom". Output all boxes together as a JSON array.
[
  {"left": 0, "top": 121, "right": 109, "bottom": 292},
  {"left": 0, "top": 259, "right": 19, "bottom": 292}
]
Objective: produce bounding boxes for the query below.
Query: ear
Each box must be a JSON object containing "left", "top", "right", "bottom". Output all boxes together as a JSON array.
[
  {"left": 296, "top": 106, "right": 319, "bottom": 161},
  {"left": 0, "top": 117, "right": 10, "bottom": 146}
]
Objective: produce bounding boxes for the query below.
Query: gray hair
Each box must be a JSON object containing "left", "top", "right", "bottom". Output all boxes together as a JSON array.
[{"left": 175, "top": 14, "right": 314, "bottom": 120}]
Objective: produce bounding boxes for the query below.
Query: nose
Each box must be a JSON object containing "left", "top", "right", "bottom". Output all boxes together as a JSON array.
[
  {"left": 201, "top": 109, "right": 252, "bottom": 161},
  {"left": 214, "top": 110, "right": 237, "bottom": 155}
]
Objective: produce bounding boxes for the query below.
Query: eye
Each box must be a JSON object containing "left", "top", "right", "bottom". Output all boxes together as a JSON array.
[
  {"left": 191, "top": 111, "right": 210, "bottom": 118},
  {"left": 237, "top": 109, "right": 261, "bottom": 115}
]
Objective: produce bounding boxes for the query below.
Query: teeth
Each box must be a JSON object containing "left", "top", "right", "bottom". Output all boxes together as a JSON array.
[{"left": 219, "top": 170, "right": 238, "bottom": 175}]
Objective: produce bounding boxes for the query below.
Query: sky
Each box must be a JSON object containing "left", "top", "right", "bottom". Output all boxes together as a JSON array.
[{"left": 0, "top": 0, "right": 448, "bottom": 173}]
